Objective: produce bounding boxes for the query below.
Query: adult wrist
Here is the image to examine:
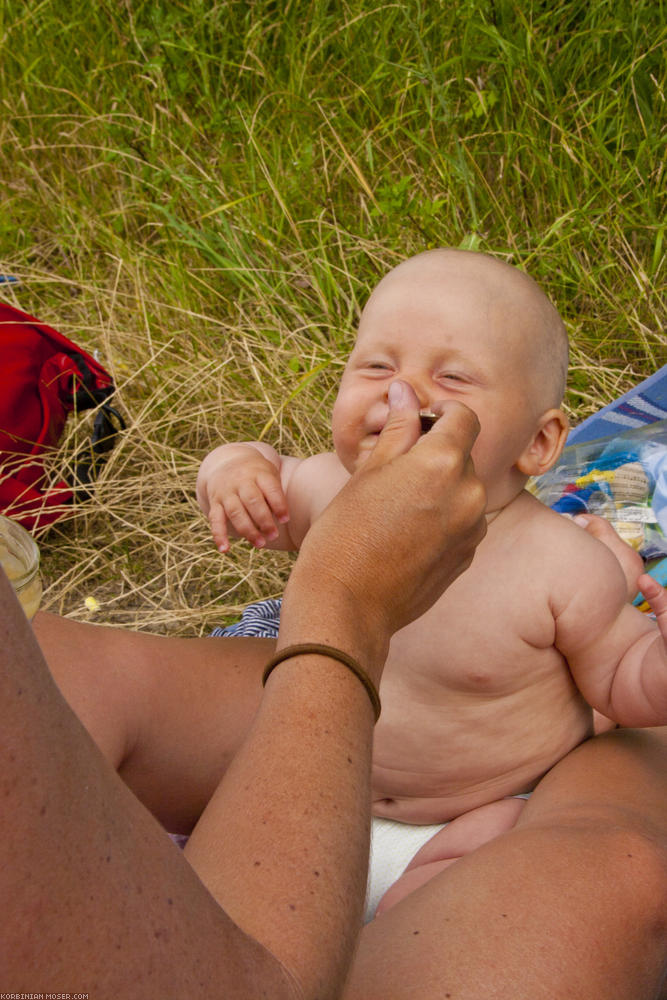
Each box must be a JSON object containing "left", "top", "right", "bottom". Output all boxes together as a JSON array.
[
  {"left": 263, "top": 644, "right": 381, "bottom": 721},
  {"left": 279, "top": 568, "right": 391, "bottom": 688}
]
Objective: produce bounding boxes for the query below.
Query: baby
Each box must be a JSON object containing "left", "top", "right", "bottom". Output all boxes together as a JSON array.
[{"left": 197, "top": 249, "right": 666, "bottom": 916}]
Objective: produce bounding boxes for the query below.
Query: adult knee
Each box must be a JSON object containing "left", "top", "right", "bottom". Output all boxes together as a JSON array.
[{"left": 602, "top": 826, "right": 667, "bottom": 931}]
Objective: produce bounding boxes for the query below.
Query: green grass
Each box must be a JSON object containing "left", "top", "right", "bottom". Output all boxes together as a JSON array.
[{"left": 0, "top": 0, "right": 665, "bottom": 632}]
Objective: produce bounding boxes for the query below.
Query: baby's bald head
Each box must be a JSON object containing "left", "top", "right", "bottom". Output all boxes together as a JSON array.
[{"left": 367, "top": 248, "right": 569, "bottom": 409}]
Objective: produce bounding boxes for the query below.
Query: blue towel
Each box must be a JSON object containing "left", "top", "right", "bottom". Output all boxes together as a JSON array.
[{"left": 568, "top": 364, "right": 667, "bottom": 445}]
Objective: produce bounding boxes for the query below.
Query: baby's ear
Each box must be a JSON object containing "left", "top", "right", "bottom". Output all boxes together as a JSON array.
[{"left": 516, "top": 409, "right": 568, "bottom": 477}]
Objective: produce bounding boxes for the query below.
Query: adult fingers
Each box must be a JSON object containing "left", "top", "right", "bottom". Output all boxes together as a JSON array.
[
  {"left": 425, "top": 399, "right": 481, "bottom": 460},
  {"left": 363, "top": 381, "right": 422, "bottom": 470},
  {"left": 365, "top": 383, "right": 481, "bottom": 475}
]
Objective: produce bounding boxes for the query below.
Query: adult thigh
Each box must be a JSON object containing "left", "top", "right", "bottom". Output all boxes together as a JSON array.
[{"left": 345, "top": 729, "right": 667, "bottom": 1000}]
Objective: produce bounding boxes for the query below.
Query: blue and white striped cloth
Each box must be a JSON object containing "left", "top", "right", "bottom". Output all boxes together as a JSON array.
[
  {"left": 210, "top": 597, "right": 282, "bottom": 638},
  {"left": 568, "top": 364, "right": 667, "bottom": 445}
]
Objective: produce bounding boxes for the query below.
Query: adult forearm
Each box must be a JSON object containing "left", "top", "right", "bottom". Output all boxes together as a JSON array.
[
  {"left": 187, "top": 388, "right": 485, "bottom": 996},
  {"left": 184, "top": 640, "right": 379, "bottom": 1000}
]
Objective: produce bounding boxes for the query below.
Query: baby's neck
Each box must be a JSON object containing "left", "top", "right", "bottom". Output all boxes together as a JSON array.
[
  {"left": 483, "top": 465, "right": 532, "bottom": 518},
  {"left": 485, "top": 507, "right": 505, "bottom": 526},
  {"left": 484, "top": 484, "right": 530, "bottom": 525}
]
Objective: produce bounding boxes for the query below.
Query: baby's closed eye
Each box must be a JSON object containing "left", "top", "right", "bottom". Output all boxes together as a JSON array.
[
  {"left": 363, "top": 360, "right": 395, "bottom": 374},
  {"left": 436, "top": 372, "right": 469, "bottom": 386}
]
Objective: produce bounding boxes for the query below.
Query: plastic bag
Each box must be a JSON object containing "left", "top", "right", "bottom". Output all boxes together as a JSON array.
[{"left": 529, "top": 418, "right": 667, "bottom": 562}]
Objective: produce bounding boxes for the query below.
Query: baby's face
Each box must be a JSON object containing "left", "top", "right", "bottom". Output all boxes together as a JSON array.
[{"left": 331, "top": 257, "right": 547, "bottom": 509}]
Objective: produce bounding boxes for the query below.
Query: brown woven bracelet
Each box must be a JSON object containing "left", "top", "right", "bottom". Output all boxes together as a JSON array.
[{"left": 262, "top": 643, "right": 381, "bottom": 722}]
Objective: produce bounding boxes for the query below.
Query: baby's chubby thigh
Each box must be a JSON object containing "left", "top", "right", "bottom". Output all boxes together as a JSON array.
[{"left": 373, "top": 796, "right": 527, "bottom": 919}]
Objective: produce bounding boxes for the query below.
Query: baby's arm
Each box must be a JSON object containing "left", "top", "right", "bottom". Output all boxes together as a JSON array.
[
  {"left": 197, "top": 443, "right": 349, "bottom": 553},
  {"left": 572, "top": 513, "right": 644, "bottom": 601},
  {"left": 555, "top": 536, "right": 667, "bottom": 726},
  {"left": 196, "top": 442, "right": 303, "bottom": 551},
  {"left": 585, "top": 603, "right": 667, "bottom": 726}
]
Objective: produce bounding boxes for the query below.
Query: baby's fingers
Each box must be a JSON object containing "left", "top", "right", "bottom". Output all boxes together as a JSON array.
[
  {"left": 225, "top": 485, "right": 282, "bottom": 548},
  {"left": 224, "top": 500, "right": 269, "bottom": 548},
  {"left": 256, "top": 472, "right": 290, "bottom": 527},
  {"left": 639, "top": 574, "right": 667, "bottom": 636},
  {"left": 208, "top": 501, "right": 231, "bottom": 553}
]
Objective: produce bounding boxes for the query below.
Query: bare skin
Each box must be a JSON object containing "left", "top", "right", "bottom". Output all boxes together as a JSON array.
[
  {"left": 27, "top": 378, "right": 667, "bottom": 993},
  {"left": 36, "top": 498, "right": 644, "bottom": 837},
  {"left": 197, "top": 250, "right": 667, "bottom": 832},
  {"left": 2, "top": 388, "right": 487, "bottom": 996},
  {"left": 31, "top": 578, "right": 667, "bottom": 998},
  {"left": 35, "top": 502, "right": 665, "bottom": 925},
  {"left": 194, "top": 249, "right": 667, "bottom": 922},
  {"left": 21, "top": 247, "right": 667, "bottom": 992},
  {"left": 345, "top": 726, "right": 667, "bottom": 1000},
  {"left": 574, "top": 512, "right": 645, "bottom": 602}
]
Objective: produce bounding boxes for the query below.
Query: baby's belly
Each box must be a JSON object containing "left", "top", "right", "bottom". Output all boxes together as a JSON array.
[{"left": 370, "top": 687, "right": 593, "bottom": 824}]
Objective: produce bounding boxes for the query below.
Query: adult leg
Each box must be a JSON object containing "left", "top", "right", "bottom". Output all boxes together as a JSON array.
[
  {"left": 0, "top": 577, "right": 289, "bottom": 996},
  {"left": 375, "top": 796, "right": 527, "bottom": 917},
  {"left": 347, "top": 728, "right": 667, "bottom": 1000},
  {"left": 32, "top": 611, "right": 271, "bottom": 832}
]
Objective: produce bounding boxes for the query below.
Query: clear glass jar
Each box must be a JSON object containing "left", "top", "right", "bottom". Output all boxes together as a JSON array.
[{"left": 0, "top": 514, "right": 42, "bottom": 619}]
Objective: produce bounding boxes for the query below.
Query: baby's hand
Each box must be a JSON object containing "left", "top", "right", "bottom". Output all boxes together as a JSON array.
[
  {"left": 204, "top": 448, "right": 289, "bottom": 552},
  {"left": 639, "top": 573, "right": 667, "bottom": 639}
]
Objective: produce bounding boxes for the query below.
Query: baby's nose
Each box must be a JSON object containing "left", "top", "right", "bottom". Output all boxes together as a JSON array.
[{"left": 386, "top": 374, "right": 430, "bottom": 409}]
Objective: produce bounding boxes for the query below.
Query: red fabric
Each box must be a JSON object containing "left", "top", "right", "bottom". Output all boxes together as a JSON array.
[{"left": 0, "top": 303, "right": 114, "bottom": 530}]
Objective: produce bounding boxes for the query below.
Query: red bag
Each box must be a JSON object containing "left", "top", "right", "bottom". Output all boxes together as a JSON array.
[{"left": 0, "top": 303, "right": 124, "bottom": 530}]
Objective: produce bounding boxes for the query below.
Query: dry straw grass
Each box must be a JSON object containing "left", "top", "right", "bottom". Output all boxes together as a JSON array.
[
  {"left": 1, "top": 1, "right": 665, "bottom": 634},
  {"left": 4, "top": 260, "right": 344, "bottom": 634}
]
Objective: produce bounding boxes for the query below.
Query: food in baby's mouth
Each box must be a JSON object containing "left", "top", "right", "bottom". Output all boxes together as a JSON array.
[{"left": 419, "top": 411, "right": 438, "bottom": 434}]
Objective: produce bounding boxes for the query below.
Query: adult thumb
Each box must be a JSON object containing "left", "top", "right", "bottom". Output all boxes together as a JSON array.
[{"left": 364, "top": 380, "right": 422, "bottom": 469}]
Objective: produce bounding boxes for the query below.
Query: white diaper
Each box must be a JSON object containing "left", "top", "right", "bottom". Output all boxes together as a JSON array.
[
  {"left": 364, "top": 794, "right": 533, "bottom": 922},
  {"left": 365, "top": 817, "right": 446, "bottom": 922}
]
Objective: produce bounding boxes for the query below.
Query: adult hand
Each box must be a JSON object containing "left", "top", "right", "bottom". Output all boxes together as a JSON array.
[{"left": 281, "top": 380, "right": 487, "bottom": 675}]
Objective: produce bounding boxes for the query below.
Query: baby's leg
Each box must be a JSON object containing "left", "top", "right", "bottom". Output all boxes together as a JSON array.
[
  {"left": 375, "top": 797, "right": 526, "bottom": 916},
  {"left": 32, "top": 611, "right": 271, "bottom": 832}
]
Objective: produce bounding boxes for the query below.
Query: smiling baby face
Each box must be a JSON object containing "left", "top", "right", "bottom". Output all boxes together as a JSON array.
[{"left": 331, "top": 249, "right": 569, "bottom": 511}]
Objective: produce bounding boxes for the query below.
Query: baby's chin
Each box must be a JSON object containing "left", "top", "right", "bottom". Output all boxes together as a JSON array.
[{"left": 337, "top": 436, "right": 378, "bottom": 474}]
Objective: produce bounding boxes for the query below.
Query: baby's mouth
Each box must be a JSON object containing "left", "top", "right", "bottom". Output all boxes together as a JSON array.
[
  {"left": 419, "top": 411, "right": 438, "bottom": 434},
  {"left": 366, "top": 411, "right": 437, "bottom": 439}
]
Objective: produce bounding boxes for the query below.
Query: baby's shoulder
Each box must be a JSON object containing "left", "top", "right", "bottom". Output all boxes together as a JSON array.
[
  {"left": 499, "top": 491, "right": 626, "bottom": 583},
  {"left": 495, "top": 490, "right": 576, "bottom": 545},
  {"left": 521, "top": 493, "right": 630, "bottom": 607}
]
